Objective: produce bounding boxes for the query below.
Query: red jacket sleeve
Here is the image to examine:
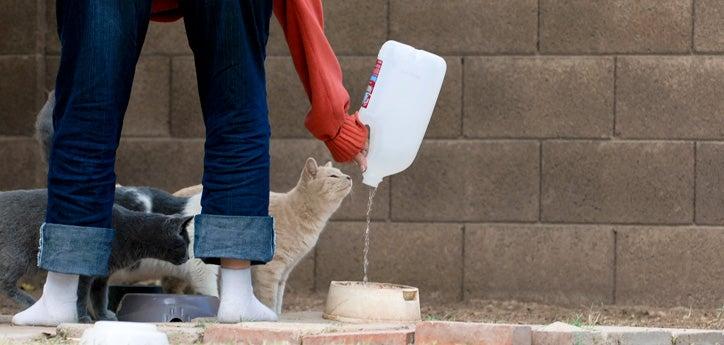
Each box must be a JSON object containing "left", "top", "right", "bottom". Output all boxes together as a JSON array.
[{"left": 273, "top": 0, "right": 368, "bottom": 162}]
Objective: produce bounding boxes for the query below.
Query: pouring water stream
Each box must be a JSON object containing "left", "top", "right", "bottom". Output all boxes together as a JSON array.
[{"left": 363, "top": 187, "right": 376, "bottom": 283}]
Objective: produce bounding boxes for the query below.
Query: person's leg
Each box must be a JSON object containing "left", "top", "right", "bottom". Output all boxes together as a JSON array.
[
  {"left": 181, "top": 0, "right": 276, "bottom": 322},
  {"left": 12, "top": 0, "right": 152, "bottom": 326}
]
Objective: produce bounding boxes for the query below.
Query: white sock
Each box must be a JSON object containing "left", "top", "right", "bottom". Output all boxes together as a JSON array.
[
  {"left": 217, "top": 267, "right": 277, "bottom": 323},
  {"left": 12, "top": 272, "right": 78, "bottom": 326}
]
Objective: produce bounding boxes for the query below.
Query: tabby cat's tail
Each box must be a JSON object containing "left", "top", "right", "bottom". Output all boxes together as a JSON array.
[{"left": 35, "top": 90, "right": 55, "bottom": 164}]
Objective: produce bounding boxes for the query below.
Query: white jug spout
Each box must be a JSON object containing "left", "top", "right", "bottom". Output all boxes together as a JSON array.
[{"left": 362, "top": 171, "right": 383, "bottom": 188}]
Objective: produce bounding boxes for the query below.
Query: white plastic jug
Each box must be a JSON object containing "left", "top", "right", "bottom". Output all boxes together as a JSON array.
[
  {"left": 80, "top": 321, "right": 169, "bottom": 345},
  {"left": 360, "top": 41, "right": 446, "bottom": 187}
]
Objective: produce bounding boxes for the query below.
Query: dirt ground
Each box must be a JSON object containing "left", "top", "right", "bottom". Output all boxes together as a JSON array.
[
  {"left": 3, "top": 286, "right": 723, "bottom": 330},
  {"left": 282, "top": 291, "right": 724, "bottom": 330}
]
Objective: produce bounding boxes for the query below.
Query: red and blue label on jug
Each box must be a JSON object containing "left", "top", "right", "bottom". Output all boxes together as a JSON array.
[{"left": 362, "top": 59, "right": 383, "bottom": 109}]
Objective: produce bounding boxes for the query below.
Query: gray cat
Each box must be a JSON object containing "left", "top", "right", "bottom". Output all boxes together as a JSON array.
[{"left": 0, "top": 189, "right": 192, "bottom": 322}]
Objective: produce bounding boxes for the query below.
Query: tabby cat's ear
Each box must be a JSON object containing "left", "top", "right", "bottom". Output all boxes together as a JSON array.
[
  {"left": 303, "top": 157, "right": 318, "bottom": 181},
  {"left": 324, "top": 161, "right": 333, "bottom": 167}
]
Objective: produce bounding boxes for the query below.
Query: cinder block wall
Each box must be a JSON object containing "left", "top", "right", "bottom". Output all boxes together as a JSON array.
[{"left": 1, "top": 0, "right": 723, "bottom": 308}]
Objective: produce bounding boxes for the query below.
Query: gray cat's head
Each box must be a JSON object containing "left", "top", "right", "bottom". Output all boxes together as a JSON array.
[
  {"left": 298, "top": 157, "right": 353, "bottom": 204},
  {"left": 149, "top": 216, "right": 192, "bottom": 265},
  {"left": 111, "top": 207, "right": 192, "bottom": 269}
]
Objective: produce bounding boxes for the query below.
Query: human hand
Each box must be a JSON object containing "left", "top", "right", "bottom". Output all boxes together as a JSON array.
[{"left": 353, "top": 139, "right": 369, "bottom": 172}]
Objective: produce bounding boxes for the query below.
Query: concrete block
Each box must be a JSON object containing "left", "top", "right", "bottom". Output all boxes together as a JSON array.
[
  {"left": 694, "top": 0, "right": 724, "bottom": 52},
  {"left": 389, "top": 0, "right": 538, "bottom": 54},
  {"left": 540, "top": 0, "right": 691, "bottom": 53},
  {"left": 0, "top": 56, "right": 41, "bottom": 136},
  {"left": 616, "top": 57, "right": 724, "bottom": 139},
  {"left": 465, "top": 224, "right": 615, "bottom": 305},
  {"left": 0, "top": 0, "right": 38, "bottom": 54},
  {"left": 392, "top": 140, "right": 539, "bottom": 222},
  {"left": 464, "top": 57, "right": 613, "bottom": 138},
  {"left": 542, "top": 141, "right": 693, "bottom": 224},
  {"left": 615, "top": 226, "right": 724, "bottom": 308}
]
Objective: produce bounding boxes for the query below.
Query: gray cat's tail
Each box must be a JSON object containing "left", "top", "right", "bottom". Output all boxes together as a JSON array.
[{"left": 35, "top": 90, "right": 55, "bottom": 164}]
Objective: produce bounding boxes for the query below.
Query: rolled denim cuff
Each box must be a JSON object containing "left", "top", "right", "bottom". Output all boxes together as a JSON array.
[
  {"left": 193, "top": 214, "right": 275, "bottom": 265},
  {"left": 37, "top": 222, "right": 115, "bottom": 276}
]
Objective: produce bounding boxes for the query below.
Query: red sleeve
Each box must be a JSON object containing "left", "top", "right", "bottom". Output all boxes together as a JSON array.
[
  {"left": 273, "top": 0, "right": 368, "bottom": 163},
  {"left": 150, "top": 0, "right": 183, "bottom": 22}
]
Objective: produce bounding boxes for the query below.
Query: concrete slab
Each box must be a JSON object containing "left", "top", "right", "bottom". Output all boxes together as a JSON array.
[
  {"left": 594, "top": 326, "right": 673, "bottom": 345},
  {"left": 668, "top": 328, "right": 724, "bottom": 345},
  {"left": 532, "top": 322, "right": 604, "bottom": 345},
  {"left": 57, "top": 322, "right": 203, "bottom": 345},
  {"left": 0, "top": 325, "right": 56, "bottom": 343}
]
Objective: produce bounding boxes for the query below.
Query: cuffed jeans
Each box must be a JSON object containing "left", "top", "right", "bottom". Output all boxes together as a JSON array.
[{"left": 41, "top": 0, "right": 275, "bottom": 276}]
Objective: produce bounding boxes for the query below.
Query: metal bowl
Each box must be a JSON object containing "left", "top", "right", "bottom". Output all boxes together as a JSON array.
[{"left": 116, "top": 293, "right": 219, "bottom": 323}]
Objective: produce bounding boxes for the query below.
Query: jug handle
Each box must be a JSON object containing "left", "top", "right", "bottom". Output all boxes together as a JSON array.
[{"left": 358, "top": 108, "right": 373, "bottom": 127}]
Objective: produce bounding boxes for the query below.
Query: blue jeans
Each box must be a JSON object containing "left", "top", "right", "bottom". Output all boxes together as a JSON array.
[{"left": 41, "top": 0, "right": 275, "bottom": 276}]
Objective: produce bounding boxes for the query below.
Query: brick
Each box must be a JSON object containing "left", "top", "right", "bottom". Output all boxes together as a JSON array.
[
  {"left": 540, "top": 0, "right": 691, "bottom": 53},
  {"left": 301, "top": 330, "right": 414, "bottom": 345},
  {"left": 695, "top": 143, "right": 724, "bottom": 224},
  {"left": 415, "top": 321, "right": 532, "bottom": 345},
  {"left": 142, "top": 20, "right": 192, "bottom": 55},
  {"left": 0, "top": 56, "right": 41, "bottom": 136},
  {"left": 170, "top": 57, "right": 203, "bottom": 137},
  {"left": 123, "top": 57, "right": 171, "bottom": 137},
  {"left": 0, "top": 138, "right": 44, "bottom": 190},
  {"left": 532, "top": 322, "right": 602, "bottom": 345},
  {"left": 203, "top": 322, "right": 329, "bottom": 345},
  {"left": 392, "top": 141, "right": 539, "bottom": 222},
  {"left": 615, "top": 226, "right": 724, "bottom": 307},
  {"left": 541, "top": 141, "right": 693, "bottom": 224},
  {"left": 316, "top": 222, "right": 463, "bottom": 301},
  {"left": 465, "top": 224, "right": 614, "bottom": 305},
  {"left": 617, "top": 57, "right": 724, "bottom": 139},
  {"left": 115, "top": 138, "right": 204, "bottom": 193},
  {"left": 694, "top": 0, "right": 724, "bottom": 52},
  {"left": 285, "top": 250, "right": 314, "bottom": 293},
  {"left": 204, "top": 326, "right": 300, "bottom": 345},
  {"left": 45, "top": 56, "right": 171, "bottom": 137},
  {"left": 0, "top": 0, "right": 38, "bottom": 54},
  {"left": 389, "top": 0, "right": 537, "bottom": 54},
  {"left": 465, "top": 57, "right": 613, "bottom": 139},
  {"left": 593, "top": 326, "right": 672, "bottom": 345},
  {"left": 269, "top": 139, "right": 390, "bottom": 221}
]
